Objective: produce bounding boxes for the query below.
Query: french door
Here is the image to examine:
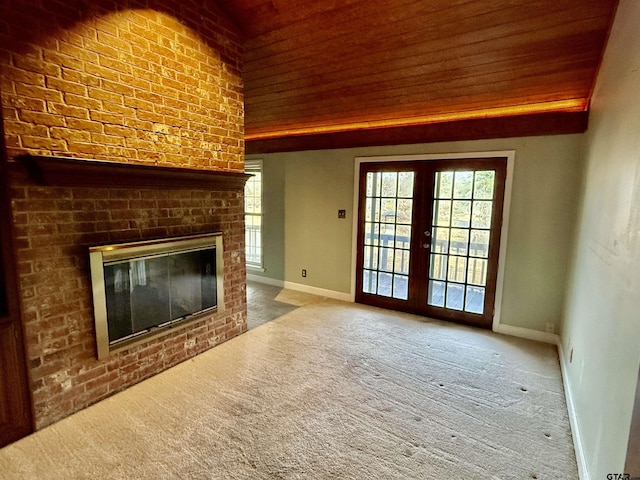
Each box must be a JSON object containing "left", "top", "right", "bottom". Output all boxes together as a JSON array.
[{"left": 355, "top": 157, "right": 507, "bottom": 329}]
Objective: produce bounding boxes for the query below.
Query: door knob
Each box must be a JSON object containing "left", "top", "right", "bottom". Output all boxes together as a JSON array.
[{"left": 423, "top": 243, "right": 430, "bottom": 249}]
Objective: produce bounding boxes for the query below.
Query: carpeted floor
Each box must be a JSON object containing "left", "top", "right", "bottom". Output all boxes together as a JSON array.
[{"left": 0, "top": 295, "right": 578, "bottom": 479}]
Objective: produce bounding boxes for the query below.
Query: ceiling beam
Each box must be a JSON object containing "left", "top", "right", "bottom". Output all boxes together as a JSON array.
[{"left": 245, "top": 111, "right": 589, "bottom": 154}]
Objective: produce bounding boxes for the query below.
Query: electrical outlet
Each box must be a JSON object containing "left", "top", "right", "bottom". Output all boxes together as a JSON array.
[
  {"left": 545, "top": 322, "right": 555, "bottom": 334},
  {"left": 302, "top": 269, "right": 307, "bottom": 278}
]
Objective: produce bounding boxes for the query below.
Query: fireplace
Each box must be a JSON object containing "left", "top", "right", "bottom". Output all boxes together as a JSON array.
[
  {"left": 89, "top": 233, "right": 225, "bottom": 360},
  {"left": 8, "top": 155, "right": 249, "bottom": 429}
]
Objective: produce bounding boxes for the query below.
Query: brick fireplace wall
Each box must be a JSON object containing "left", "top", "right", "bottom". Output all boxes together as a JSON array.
[{"left": 0, "top": 1, "right": 246, "bottom": 428}]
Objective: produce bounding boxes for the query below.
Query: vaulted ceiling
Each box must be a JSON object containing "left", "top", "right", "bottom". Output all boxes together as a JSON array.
[{"left": 220, "top": 0, "right": 619, "bottom": 153}]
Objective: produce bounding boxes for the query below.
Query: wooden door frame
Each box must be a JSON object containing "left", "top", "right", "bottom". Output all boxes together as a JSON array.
[{"left": 350, "top": 151, "right": 515, "bottom": 332}]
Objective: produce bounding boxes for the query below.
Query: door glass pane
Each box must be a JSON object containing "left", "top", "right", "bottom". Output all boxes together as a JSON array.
[
  {"left": 366, "top": 172, "right": 381, "bottom": 197},
  {"left": 432, "top": 227, "right": 449, "bottom": 253},
  {"left": 363, "top": 246, "right": 378, "bottom": 269},
  {"left": 381, "top": 198, "right": 397, "bottom": 222},
  {"left": 428, "top": 280, "right": 445, "bottom": 307},
  {"left": 378, "top": 272, "right": 393, "bottom": 297},
  {"left": 453, "top": 171, "right": 473, "bottom": 199},
  {"left": 398, "top": 172, "right": 415, "bottom": 198},
  {"left": 363, "top": 270, "right": 377, "bottom": 294},
  {"left": 429, "top": 254, "right": 448, "bottom": 281},
  {"left": 451, "top": 200, "right": 471, "bottom": 228},
  {"left": 449, "top": 228, "right": 469, "bottom": 256},
  {"left": 394, "top": 250, "right": 410, "bottom": 274},
  {"left": 364, "top": 222, "right": 379, "bottom": 246},
  {"left": 378, "top": 248, "right": 394, "bottom": 272},
  {"left": 396, "top": 199, "right": 413, "bottom": 224},
  {"left": 381, "top": 172, "right": 398, "bottom": 197},
  {"left": 434, "top": 171, "right": 453, "bottom": 198},
  {"left": 465, "top": 286, "right": 485, "bottom": 314},
  {"left": 365, "top": 197, "right": 381, "bottom": 222},
  {"left": 473, "top": 171, "right": 495, "bottom": 200},
  {"left": 433, "top": 200, "right": 451, "bottom": 226},
  {"left": 467, "top": 258, "right": 488, "bottom": 286},
  {"left": 393, "top": 275, "right": 409, "bottom": 300},
  {"left": 396, "top": 225, "right": 411, "bottom": 248},
  {"left": 472, "top": 201, "right": 492, "bottom": 229},
  {"left": 447, "top": 256, "right": 467, "bottom": 283},
  {"left": 445, "top": 283, "right": 464, "bottom": 310},
  {"left": 470, "top": 230, "right": 490, "bottom": 258},
  {"left": 361, "top": 170, "right": 415, "bottom": 301},
  {"left": 381, "top": 223, "right": 395, "bottom": 244}
]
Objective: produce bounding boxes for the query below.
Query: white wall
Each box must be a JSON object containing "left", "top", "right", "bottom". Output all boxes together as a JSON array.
[
  {"left": 561, "top": 0, "right": 640, "bottom": 476},
  {"left": 249, "top": 133, "right": 584, "bottom": 333}
]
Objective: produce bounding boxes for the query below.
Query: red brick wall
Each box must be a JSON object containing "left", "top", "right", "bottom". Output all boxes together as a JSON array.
[
  {"left": 0, "top": 0, "right": 246, "bottom": 429},
  {"left": 0, "top": 0, "right": 243, "bottom": 170}
]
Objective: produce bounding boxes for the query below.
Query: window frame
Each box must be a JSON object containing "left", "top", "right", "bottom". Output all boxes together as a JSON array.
[{"left": 244, "top": 160, "right": 264, "bottom": 270}]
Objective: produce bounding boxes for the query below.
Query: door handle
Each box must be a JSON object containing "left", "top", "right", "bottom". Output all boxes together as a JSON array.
[{"left": 424, "top": 230, "right": 431, "bottom": 237}]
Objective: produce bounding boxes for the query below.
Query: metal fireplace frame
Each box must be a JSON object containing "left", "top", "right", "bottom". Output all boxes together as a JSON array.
[{"left": 89, "top": 232, "right": 225, "bottom": 360}]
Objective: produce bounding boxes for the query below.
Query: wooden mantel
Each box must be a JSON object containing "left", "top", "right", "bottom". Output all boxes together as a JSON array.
[{"left": 16, "top": 155, "right": 251, "bottom": 190}]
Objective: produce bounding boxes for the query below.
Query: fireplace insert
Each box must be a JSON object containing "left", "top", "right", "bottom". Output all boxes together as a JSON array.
[{"left": 89, "top": 233, "right": 224, "bottom": 359}]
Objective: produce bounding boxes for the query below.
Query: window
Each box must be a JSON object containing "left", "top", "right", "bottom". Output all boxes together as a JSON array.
[{"left": 244, "top": 161, "right": 263, "bottom": 268}]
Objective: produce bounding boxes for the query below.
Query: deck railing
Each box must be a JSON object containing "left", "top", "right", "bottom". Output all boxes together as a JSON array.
[{"left": 364, "top": 233, "right": 487, "bottom": 284}]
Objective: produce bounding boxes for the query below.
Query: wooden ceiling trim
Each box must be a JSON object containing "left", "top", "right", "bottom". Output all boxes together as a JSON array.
[
  {"left": 245, "top": 111, "right": 589, "bottom": 155},
  {"left": 246, "top": 76, "right": 593, "bottom": 134},
  {"left": 247, "top": 102, "right": 590, "bottom": 137},
  {"left": 246, "top": 97, "right": 591, "bottom": 137},
  {"left": 245, "top": 99, "right": 587, "bottom": 141}
]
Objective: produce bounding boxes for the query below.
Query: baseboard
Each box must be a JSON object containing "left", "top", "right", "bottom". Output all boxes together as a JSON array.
[
  {"left": 493, "top": 323, "right": 560, "bottom": 344},
  {"left": 246, "top": 275, "right": 354, "bottom": 302},
  {"left": 557, "top": 341, "right": 590, "bottom": 480},
  {"left": 283, "top": 281, "right": 354, "bottom": 302},
  {"left": 246, "top": 274, "right": 284, "bottom": 288}
]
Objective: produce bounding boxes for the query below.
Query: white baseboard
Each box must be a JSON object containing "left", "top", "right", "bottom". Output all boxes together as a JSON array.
[
  {"left": 493, "top": 323, "right": 559, "bottom": 344},
  {"left": 557, "top": 341, "right": 590, "bottom": 480},
  {"left": 283, "top": 281, "right": 354, "bottom": 303},
  {"left": 246, "top": 274, "right": 284, "bottom": 288},
  {"left": 246, "top": 275, "right": 354, "bottom": 302}
]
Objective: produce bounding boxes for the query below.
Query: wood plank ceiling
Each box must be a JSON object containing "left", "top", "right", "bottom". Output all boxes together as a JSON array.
[{"left": 219, "top": 0, "right": 619, "bottom": 153}]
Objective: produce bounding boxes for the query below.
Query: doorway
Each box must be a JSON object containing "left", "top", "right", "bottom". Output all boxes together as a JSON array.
[{"left": 355, "top": 157, "right": 507, "bottom": 329}]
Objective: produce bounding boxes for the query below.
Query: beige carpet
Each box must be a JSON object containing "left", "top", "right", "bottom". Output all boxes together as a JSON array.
[{"left": 0, "top": 299, "right": 577, "bottom": 479}]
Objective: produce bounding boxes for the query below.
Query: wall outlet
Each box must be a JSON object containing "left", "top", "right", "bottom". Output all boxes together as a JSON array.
[
  {"left": 545, "top": 322, "right": 555, "bottom": 334},
  {"left": 302, "top": 269, "right": 307, "bottom": 278}
]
